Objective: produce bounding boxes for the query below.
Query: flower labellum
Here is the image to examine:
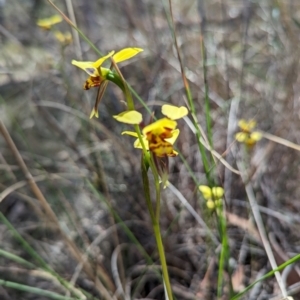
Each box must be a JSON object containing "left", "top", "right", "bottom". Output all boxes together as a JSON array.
[{"left": 143, "top": 118, "right": 178, "bottom": 157}]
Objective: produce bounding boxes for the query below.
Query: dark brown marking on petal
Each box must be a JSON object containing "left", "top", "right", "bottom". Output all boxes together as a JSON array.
[
  {"left": 149, "top": 140, "right": 174, "bottom": 157},
  {"left": 84, "top": 76, "right": 101, "bottom": 90}
]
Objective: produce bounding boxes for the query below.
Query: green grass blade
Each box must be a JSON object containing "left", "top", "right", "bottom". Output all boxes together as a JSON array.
[
  {"left": 231, "top": 253, "right": 300, "bottom": 299},
  {"left": 0, "top": 279, "right": 78, "bottom": 300},
  {"left": 0, "top": 248, "right": 36, "bottom": 269}
]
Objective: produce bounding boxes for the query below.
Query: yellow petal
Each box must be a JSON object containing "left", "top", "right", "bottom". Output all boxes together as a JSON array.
[
  {"left": 198, "top": 185, "right": 212, "bottom": 200},
  {"left": 165, "top": 129, "right": 179, "bottom": 145},
  {"left": 93, "top": 51, "right": 115, "bottom": 68},
  {"left": 54, "top": 31, "right": 72, "bottom": 44},
  {"left": 72, "top": 60, "right": 100, "bottom": 77},
  {"left": 134, "top": 136, "right": 149, "bottom": 150},
  {"left": 53, "top": 31, "right": 65, "bottom": 43},
  {"left": 162, "top": 104, "right": 188, "bottom": 120},
  {"left": 64, "top": 32, "right": 72, "bottom": 44},
  {"left": 206, "top": 200, "right": 215, "bottom": 210},
  {"left": 121, "top": 131, "right": 138, "bottom": 138},
  {"left": 250, "top": 131, "right": 262, "bottom": 142},
  {"left": 37, "top": 14, "right": 63, "bottom": 29},
  {"left": 113, "top": 48, "right": 143, "bottom": 63},
  {"left": 113, "top": 110, "right": 143, "bottom": 124},
  {"left": 235, "top": 132, "right": 248, "bottom": 142},
  {"left": 122, "top": 132, "right": 149, "bottom": 150},
  {"left": 238, "top": 119, "right": 256, "bottom": 132},
  {"left": 211, "top": 187, "right": 224, "bottom": 199},
  {"left": 90, "top": 108, "right": 99, "bottom": 119},
  {"left": 142, "top": 118, "right": 177, "bottom": 137}
]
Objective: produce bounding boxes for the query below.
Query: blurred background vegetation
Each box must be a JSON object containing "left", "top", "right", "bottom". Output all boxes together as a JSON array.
[{"left": 1, "top": 0, "right": 300, "bottom": 299}]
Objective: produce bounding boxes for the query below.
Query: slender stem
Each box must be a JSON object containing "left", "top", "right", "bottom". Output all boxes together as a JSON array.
[
  {"left": 199, "top": 21, "right": 213, "bottom": 148},
  {"left": 155, "top": 180, "right": 161, "bottom": 221},
  {"left": 141, "top": 157, "right": 155, "bottom": 222},
  {"left": 143, "top": 154, "right": 173, "bottom": 299},
  {"left": 153, "top": 221, "right": 173, "bottom": 300},
  {"left": 47, "top": 0, "right": 102, "bottom": 57},
  {"left": 109, "top": 60, "right": 134, "bottom": 110},
  {"left": 217, "top": 211, "right": 229, "bottom": 298}
]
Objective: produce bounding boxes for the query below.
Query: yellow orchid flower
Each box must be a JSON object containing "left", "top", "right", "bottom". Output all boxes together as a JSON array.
[
  {"left": 115, "top": 104, "right": 187, "bottom": 157},
  {"left": 72, "top": 51, "right": 115, "bottom": 89},
  {"left": 199, "top": 185, "right": 224, "bottom": 210},
  {"left": 53, "top": 31, "right": 72, "bottom": 45},
  {"left": 235, "top": 132, "right": 262, "bottom": 146},
  {"left": 37, "top": 15, "right": 63, "bottom": 30},
  {"left": 235, "top": 119, "right": 262, "bottom": 147},
  {"left": 72, "top": 47, "right": 143, "bottom": 118},
  {"left": 72, "top": 48, "right": 143, "bottom": 90},
  {"left": 115, "top": 105, "right": 185, "bottom": 188}
]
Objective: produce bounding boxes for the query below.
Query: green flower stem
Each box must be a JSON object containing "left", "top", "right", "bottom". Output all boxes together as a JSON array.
[
  {"left": 200, "top": 28, "right": 213, "bottom": 149},
  {"left": 155, "top": 177, "right": 161, "bottom": 221},
  {"left": 217, "top": 211, "right": 230, "bottom": 298},
  {"left": 141, "top": 156, "right": 173, "bottom": 300},
  {"left": 148, "top": 156, "right": 173, "bottom": 299},
  {"left": 146, "top": 155, "right": 173, "bottom": 300},
  {"left": 106, "top": 72, "right": 125, "bottom": 93},
  {"left": 108, "top": 60, "right": 134, "bottom": 111},
  {"left": 153, "top": 221, "right": 173, "bottom": 300},
  {"left": 150, "top": 154, "right": 161, "bottom": 221},
  {"left": 135, "top": 125, "right": 149, "bottom": 157},
  {"left": 141, "top": 157, "right": 155, "bottom": 222},
  {"left": 141, "top": 158, "right": 173, "bottom": 300}
]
